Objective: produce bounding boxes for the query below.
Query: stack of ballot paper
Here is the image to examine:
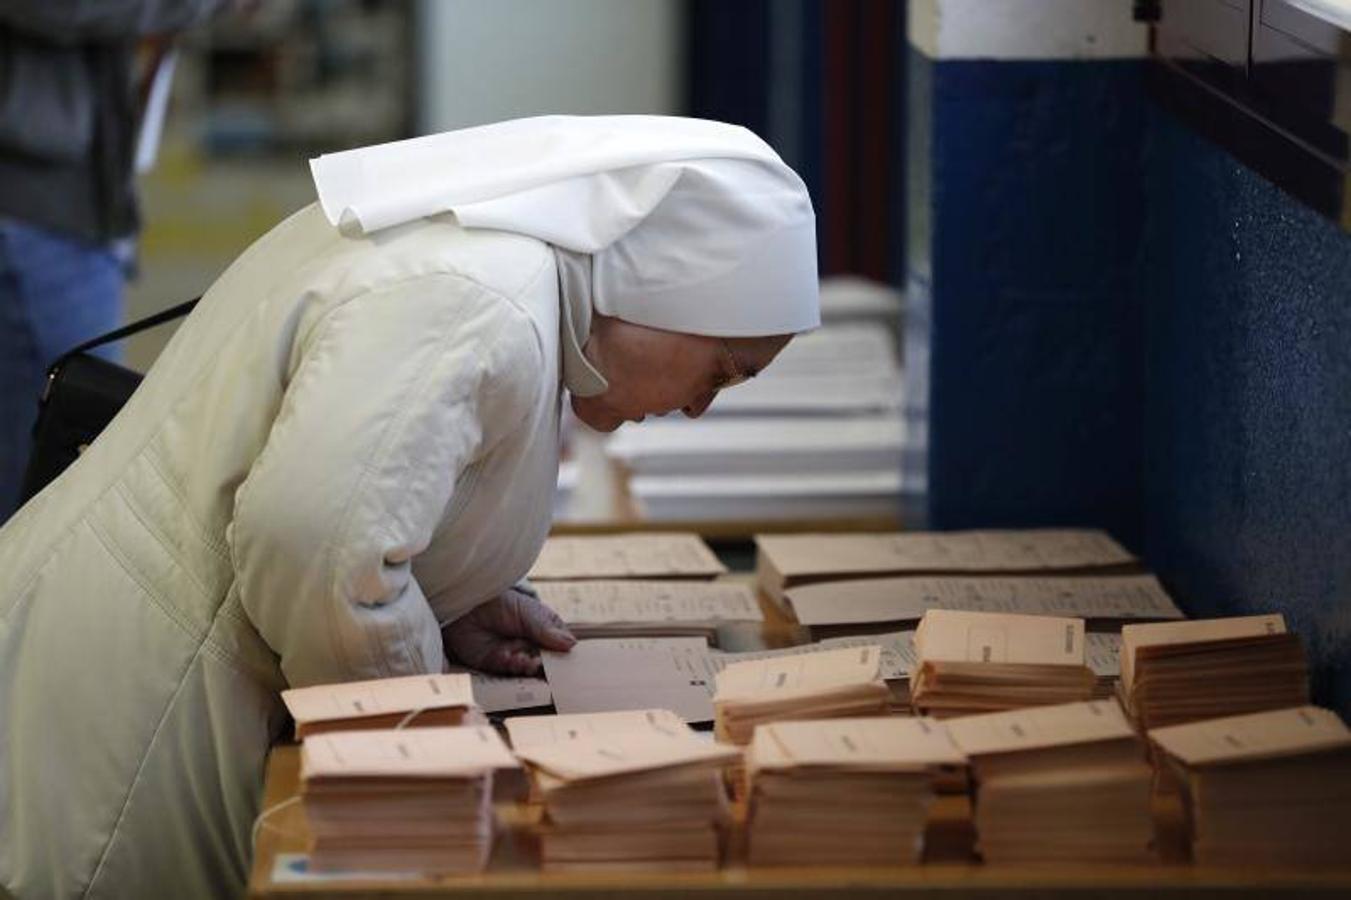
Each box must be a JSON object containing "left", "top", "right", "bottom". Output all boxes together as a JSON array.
[
  {"left": 300, "top": 726, "right": 519, "bottom": 874},
  {"left": 281, "top": 674, "right": 479, "bottom": 739},
  {"left": 947, "top": 701, "right": 1156, "bottom": 863},
  {"left": 713, "top": 645, "right": 891, "bottom": 745},
  {"left": 533, "top": 579, "right": 762, "bottom": 642},
  {"left": 628, "top": 470, "right": 904, "bottom": 523},
  {"left": 529, "top": 532, "right": 726, "bottom": 581},
  {"left": 755, "top": 529, "right": 1136, "bottom": 606},
  {"left": 1119, "top": 615, "right": 1309, "bottom": 729},
  {"left": 606, "top": 416, "right": 904, "bottom": 477},
  {"left": 1150, "top": 705, "right": 1351, "bottom": 865},
  {"left": 505, "top": 708, "right": 693, "bottom": 751},
  {"left": 784, "top": 573, "right": 1183, "bottom": 638},
  {"left": 746, "top": 717, "right": 967, "bottom": 865},
  {"left": 909, "top": 610, "right": 1097, "bottom": 718},
  {"left": 514, "top": 728, "right": 740, "bottom": 871}
]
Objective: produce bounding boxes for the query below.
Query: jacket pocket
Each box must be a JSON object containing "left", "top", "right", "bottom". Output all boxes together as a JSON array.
[{"left": 0, "top": 31, "right": 94, "bottom": 163}]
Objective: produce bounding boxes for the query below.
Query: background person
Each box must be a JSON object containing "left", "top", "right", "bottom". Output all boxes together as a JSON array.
[{"left": 0, "top": 0, "right": 233, "bottom": 519}]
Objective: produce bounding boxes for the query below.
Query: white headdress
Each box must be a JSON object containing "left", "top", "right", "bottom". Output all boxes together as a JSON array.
[{"left": 311, "top": 115, "right": 819, "bottom": 395}]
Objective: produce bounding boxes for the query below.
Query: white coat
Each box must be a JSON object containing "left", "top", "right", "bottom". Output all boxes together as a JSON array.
[{"left": 0, "top": 204, "right": 563, "bottom": 898}]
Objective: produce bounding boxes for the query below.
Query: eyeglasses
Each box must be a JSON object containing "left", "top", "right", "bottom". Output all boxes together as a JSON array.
[{"left": 714, "top": 338, "right": 757, "bottom": 390}]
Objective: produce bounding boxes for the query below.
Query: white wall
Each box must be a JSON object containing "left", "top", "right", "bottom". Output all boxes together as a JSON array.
[
  {"left": 908, "top": 0, "right": 1147, "bottom": 60},
  {"left": 416, "top": 0, "right": 683, "bottom": 133}
]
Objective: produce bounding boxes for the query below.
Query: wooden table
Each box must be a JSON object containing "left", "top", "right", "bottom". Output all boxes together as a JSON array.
[{"left": 248, "top": 744, "right": 1351, "bottom": 898}]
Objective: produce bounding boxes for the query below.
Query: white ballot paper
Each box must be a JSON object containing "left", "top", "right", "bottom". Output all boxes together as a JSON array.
[
  {"left": 534, "top": 579, "right": 762, "bottom": 632},
  {"left": 542, "top": 638, "right": 718, "bottom": 723},
  {"left": 1086, "top": 632, "right": 1122, "bottom": 677},
  {"left": 528, "top": 533, "right": 726, "bottom": 580},
  {"left": 466, "top": 671, "right": 552, "bottom": 714},
  {"left": 786, "top": 574, "right": 1182, "bottom": 627}
]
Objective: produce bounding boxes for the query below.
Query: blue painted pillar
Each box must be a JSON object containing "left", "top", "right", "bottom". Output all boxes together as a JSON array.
[{"left": 904, "top": 0, "right": 1149, "bottom": 548}]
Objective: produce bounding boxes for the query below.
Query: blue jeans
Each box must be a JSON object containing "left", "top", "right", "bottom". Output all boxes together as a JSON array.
[{"left": 0, "top": 219, "right": 124, "bottom": 520}]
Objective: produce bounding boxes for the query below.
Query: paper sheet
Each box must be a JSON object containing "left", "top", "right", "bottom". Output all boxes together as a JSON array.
[
  {"left": 515, "top": 728, "right": 738, "bottom": 781},
  {"left": 282, "top": 674, "right": 474, "bottom": 726},
  {"left": 529, "top": 533, "right": 726, "bottom": 580},
  {"left": 534, "top": 579, "right": 761, "bottom": 625},
  {"left": 758, "top": 529, "right": 1134, "bottom": 580},
  {"left": 752, "top": 716, "right": 965, "bottom": 769},
  {"left": 713, "top": 645, "right": 882, "bottom": 703},
  {"left": 1149, "top": 705, "right": 1351, "bottom": 766},
  {"left": 916, "top": 609, "right": 1085, "bottom": 667},
  {"left": 541, "top": 638, "right": 718, "bottom": 723},
  {"left": 505, "top": 709, "right": 690, "bottom": 750},
  {"left": 944, "top": 700, "right": 1136, "bottom": 757},
  {"left": 467, "top": 672, "right": 552, "bottom": 714},
  {"left": 301, "top": 725, "right": 517, "bottom": 779},
  {"left": 786, "top": 574, "right": 1181, "bottom": 626},
  {"left": 1085, "top": 632, "right": 1122, "bottom": 677}
]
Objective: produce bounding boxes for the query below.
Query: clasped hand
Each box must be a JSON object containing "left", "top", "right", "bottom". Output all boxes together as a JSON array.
[{"left": 442, "top": 588, "right": 576, "bottom": 676}]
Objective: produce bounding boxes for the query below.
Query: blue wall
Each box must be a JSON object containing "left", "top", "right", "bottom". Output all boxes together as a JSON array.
[
  {"left": 1141, "top": 113, "right": 1351, "bottom": 714},
  {"left": 910, "top": 51, "right": 1351, "bottom": 714},
  {"left": 907, "top": 54, "right": 1149, "bottom": 547}
]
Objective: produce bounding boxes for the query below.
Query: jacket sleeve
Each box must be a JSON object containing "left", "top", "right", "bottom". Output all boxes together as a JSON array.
[
  {"left": 0, "top": 0, "right": 227, "bottom": 42},
  {"left": 229, "top": 274, "right": 542, "bottom": 689}
]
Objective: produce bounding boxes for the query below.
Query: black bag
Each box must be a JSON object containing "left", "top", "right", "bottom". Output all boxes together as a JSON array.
[{"left": 19, "top": 297, "right": 199, "bottom": 504}]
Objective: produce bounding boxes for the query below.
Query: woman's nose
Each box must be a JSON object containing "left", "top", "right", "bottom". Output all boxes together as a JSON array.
[{"left": 682, "top": 391, "right": 716, "bottom": 419}]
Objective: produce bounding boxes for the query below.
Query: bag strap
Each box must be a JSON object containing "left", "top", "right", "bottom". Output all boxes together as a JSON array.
[{"left": 58, "top": 296, "right": 201, "bottom": 362}]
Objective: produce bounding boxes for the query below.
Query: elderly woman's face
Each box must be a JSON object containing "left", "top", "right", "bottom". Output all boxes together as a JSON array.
[{"left": 571, "top": 315, "right": 788, "bottom": 433}]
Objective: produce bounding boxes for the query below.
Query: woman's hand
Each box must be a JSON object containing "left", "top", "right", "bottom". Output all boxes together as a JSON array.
[{"left": 442, "top": 588, "right": 576, "bottom": 676}]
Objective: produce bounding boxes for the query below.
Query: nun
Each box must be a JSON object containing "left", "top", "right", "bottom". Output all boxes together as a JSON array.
[{"left": 0, "top": 115, "right": 819, "bottom": 899}]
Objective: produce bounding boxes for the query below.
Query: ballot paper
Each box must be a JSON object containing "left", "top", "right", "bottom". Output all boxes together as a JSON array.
[
  {"left": 1150, "top": 704, "right": 1351, "bottom": 766},
  {"left": 1119, "top": 614, "right": 1309, "bottom": 729},
  {"left": 944, "top": 699, "right": 1138, "bottom": 758},
  {"left": 300, "top": 726, "right": 518, "bottom": 874},
  {"left": 301, "top": 724, "right": 519, "bottom": 779},
  {"left": 746, "top": 717, "right": 965, "bottom": 865},
  {"left": 713, "top": 645, "right": 891, "bottom": 744},
  {"left": 282, "top": 674, "right": 477, "bottom": 739},
  {"left": 771, "top": 631, "right": 918, "bottom": 681},
  {"left": 915, "top": 609, "right": 1085, "bottom": 666},
  {"left": 756, "top": 529, "right": 1136, "bottom": 603},
  {"left": 460, "top": 670, "right": 552, "bottom": 714},
  {"left": 516, "top": 729, "right": 739, "bottom": 871},
  {"left": 910, "top": 610, "right": 1096, "bottom": 718},
  {"left": 1149, "top": 706, "right": 1351, "bottom": 865},
  {"left": 528, "top": 533, "right": 726, "bottom": 580},
  {"left": 542, "top": 638, "right": 717, "bottom": 723},
  {"left": 518, "top": 727, "right": 739, "bottom": 782},
  {"left": 786, "top": 574, "right": 1182, "bottom": 629},
  {"left": 505, "top": 708, "right": 691, "bottom": 750},
  {"left": 1086, "top": 633, "right": 1122, "bottom": 677},
  {"left": 946, "top": 701, "right": 1156, "bottom": 864},
  {"left": 534, "top": 579, "right": 761, "bottom": 640},
  {"left": 751, "top": 716, "right": 965, "bottom": 771}
]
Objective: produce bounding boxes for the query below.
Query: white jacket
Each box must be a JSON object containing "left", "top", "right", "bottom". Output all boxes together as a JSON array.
[{"left": 0, "top": 205, "right": 563, "bottom": 898}]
